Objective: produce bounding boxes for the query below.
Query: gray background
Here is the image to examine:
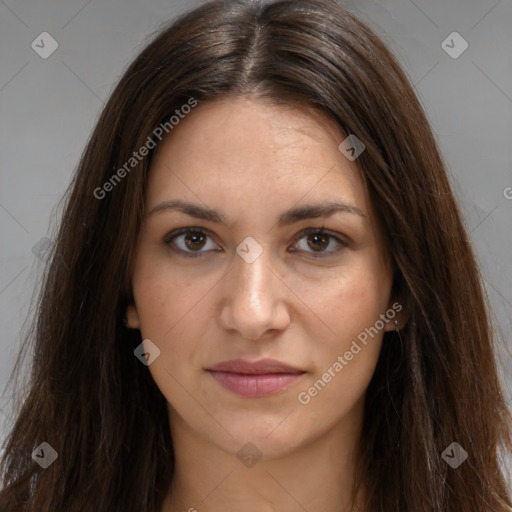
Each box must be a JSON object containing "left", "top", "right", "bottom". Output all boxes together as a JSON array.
[{"left": 1, "top": 0, "right": 511, "bottom": 470}]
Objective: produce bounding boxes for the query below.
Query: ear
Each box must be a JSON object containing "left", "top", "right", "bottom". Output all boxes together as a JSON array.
[
  {"left": 383, "top": 300, "right": 409, "bottom": 332},
  {"left": 126, "top": 304, "right": 141, "bottom": 329}
]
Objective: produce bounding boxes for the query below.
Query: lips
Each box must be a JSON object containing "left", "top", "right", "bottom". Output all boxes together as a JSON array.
[
  {"left": 206, "top": 358, "right": 306, "bottom": 397},
  {"left": 207, "top": 358, "right": 304, "bottom": 375}
]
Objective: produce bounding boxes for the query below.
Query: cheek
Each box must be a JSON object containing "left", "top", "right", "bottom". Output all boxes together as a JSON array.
[
  {"left": 132, "top": 262, "right": 213, "bottom": 400},
  {"left": 293, "top": 256, "right": 391, "bottom": 342},
  {"left": 296, "top": 255, "right": 391, "bottom": 392},
  {"left": 132, "top": 253, "right": 216, "bottom": 339},
  {"left": 295, "top": 283, "right": 389, "bottom": 420}
]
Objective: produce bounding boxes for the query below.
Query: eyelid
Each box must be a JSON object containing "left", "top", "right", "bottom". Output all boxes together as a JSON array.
[
  {"left": 164, "top": 226, "right": 348, "bottom": 259},
  {"left": 290, "top": 227, "right": 348, "bottom": 259},
  {"left": 164, "top": 227, "right": 221, "bottom": 258}
]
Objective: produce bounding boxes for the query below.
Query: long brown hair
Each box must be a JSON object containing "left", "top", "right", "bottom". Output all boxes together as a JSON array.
[{"left": 1, "top": 1, "right": 511, "bottom": 510}]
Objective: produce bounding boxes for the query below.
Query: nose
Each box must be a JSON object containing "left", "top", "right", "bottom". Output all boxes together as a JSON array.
[{"left": 218, "top": 245, "right": 291, "bottom": 341}]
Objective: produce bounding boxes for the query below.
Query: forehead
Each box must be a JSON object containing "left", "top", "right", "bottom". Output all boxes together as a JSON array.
[{"left": 146, "top": 96, "right": 368, "bottom": 224}]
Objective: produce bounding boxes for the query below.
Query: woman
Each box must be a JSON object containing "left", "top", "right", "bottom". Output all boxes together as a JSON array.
[{"left": 1, "top": 0, "right": 511, "bottom": 510}]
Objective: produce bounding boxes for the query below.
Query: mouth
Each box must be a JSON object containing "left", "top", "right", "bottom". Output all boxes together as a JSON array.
[{"left": 206, "top": 358, "right": 306, "bottom": 397}]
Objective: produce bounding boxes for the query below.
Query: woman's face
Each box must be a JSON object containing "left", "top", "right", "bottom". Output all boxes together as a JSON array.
[{"left": 127, "top": 96, "right": 397, "bottom": 458}]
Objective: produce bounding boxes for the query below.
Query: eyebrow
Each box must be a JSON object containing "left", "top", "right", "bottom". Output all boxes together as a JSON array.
[{"left": 148, "top": 199, "right": 365, "bottom": 227}]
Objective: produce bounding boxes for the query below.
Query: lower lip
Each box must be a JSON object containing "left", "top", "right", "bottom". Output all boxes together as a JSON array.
[{"left": 207, "top": 371, "right": 304, "bottom": 397}]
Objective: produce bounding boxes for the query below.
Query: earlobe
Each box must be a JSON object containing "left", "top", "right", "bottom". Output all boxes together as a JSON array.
[
  {"left": 383, "top": 318, "right": 398, "bottom": 332},
  {"left": 125, "top": 304, "right": 141, "bottom": 329},
  {"left": 383, "top": 300, "right": 409, "bottom": 332},
  {"left": 384, "top": 318, "right": 401, "bottom": 333}
]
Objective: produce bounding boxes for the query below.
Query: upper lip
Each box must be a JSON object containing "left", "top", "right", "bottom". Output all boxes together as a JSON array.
[{"left": 207, "top": 358, "right": 304, "bottom": 375}]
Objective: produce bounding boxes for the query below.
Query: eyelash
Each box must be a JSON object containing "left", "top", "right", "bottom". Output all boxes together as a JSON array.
[{"left": 164, "top": 227, "right": 348, "bottom": 259}]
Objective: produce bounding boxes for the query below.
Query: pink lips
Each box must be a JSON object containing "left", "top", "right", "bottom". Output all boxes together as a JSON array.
[{"left": 206, "top": 358, "right": 305, "bottom": 397}]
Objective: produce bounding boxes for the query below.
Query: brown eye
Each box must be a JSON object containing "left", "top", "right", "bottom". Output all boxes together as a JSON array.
[
  {"left": 184, "top": 231, "right": 207, "bottom": 251},
  {"left": 165, "top": 228, "right": 220, "bottom": 258},
  {"left": 292, "top": 228, "right": 347, "bottom": 258},
  {"left": 306, "top": 232, "right": 330, "bottom": 252}
]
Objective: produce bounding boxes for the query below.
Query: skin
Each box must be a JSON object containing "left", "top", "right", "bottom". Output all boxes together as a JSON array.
[{"left": 126, "top": 96, "right": 406, "bottom": 512}]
